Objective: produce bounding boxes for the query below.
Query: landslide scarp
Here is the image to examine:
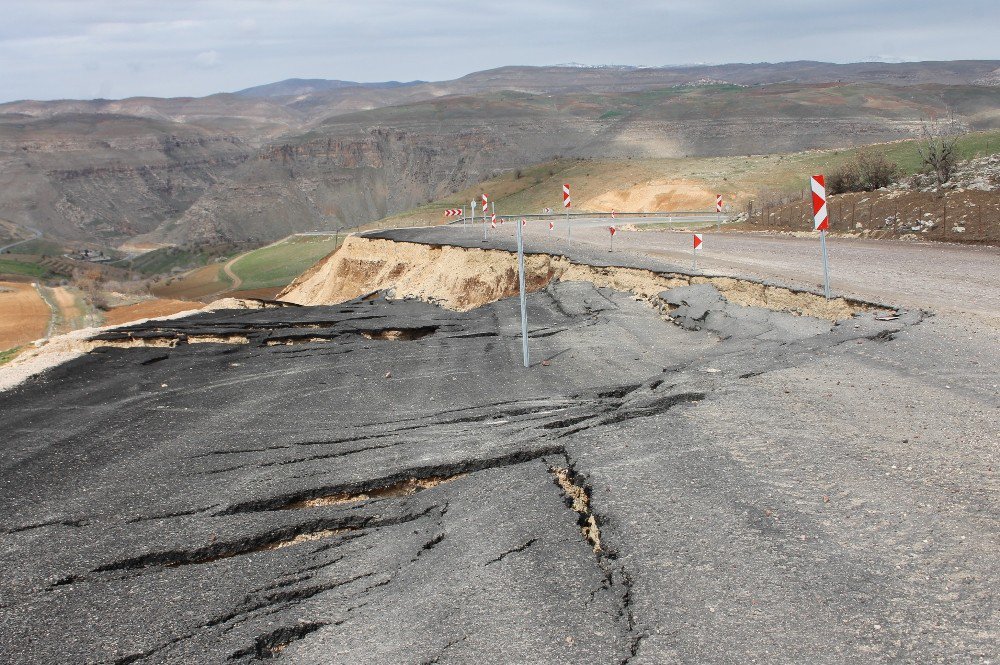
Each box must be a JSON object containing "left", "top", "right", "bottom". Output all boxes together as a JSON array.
[{"left": 279, "top": 233, "right": 888, "bottom": 321}]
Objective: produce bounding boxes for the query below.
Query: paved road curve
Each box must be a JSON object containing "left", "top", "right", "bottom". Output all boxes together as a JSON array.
[
  {"left": 0, "top": 225, "right": 42, "bottom": 253},
  {"left": 508, "top": 218, "right": 1000, "bottom": 322}
]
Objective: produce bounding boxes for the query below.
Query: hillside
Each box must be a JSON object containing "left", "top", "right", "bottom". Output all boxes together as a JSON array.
[
  {"left": 378, "top": 130, "right": 1000, "bottom": 226},
  {"left": 0, "top": 62, "right": 997, "bottom": 250}
]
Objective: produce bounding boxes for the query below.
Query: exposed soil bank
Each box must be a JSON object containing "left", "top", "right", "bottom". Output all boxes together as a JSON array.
[{"left": 280, "top": 235, "right": 881, "bottom": 321}]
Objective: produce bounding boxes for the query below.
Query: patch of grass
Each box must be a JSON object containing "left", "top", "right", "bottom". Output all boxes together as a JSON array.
[
  {"left": 599, "top": 110, "right": 624, "bottom": 120},
  {"left": 128, "top": 244, "right": 242, "bottom": 276},
  {"left": 228, "top": 235, "right": 343, "bottom": 290},
  {"left": 0, "top": 346, "right": 22, "bottom": 365},
  {"left": 0, "top": 259, "right": 48, "bottom": 278}
]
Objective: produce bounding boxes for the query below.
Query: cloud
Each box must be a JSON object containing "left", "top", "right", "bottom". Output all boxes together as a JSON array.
[
  {"left": 195, "top": 50, "right": 221, "bottom": 68},
  {"left": 0, "top": 0, "right": 997, "bottom": 102},
  {"left": 237, "top": 18, "right": 257, "bottom": 34}
]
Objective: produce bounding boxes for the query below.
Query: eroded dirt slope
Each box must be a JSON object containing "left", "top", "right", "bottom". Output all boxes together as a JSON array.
[{"left": 280, "top": 234, "right": 869, "bottom": 321}]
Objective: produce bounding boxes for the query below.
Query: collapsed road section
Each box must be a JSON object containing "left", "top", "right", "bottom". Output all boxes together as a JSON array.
[{"left": 0, "top": 229, "right": 996, "bottom": 663}]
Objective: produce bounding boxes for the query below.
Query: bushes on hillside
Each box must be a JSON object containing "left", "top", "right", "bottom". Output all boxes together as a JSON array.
[{"left": 828, "top": 149, "right": 899, "bottom": 194}]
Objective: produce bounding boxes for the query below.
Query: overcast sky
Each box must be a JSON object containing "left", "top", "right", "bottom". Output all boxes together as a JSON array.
[{"left": 1, "top": 0, "right": 997, "bottom": 102}]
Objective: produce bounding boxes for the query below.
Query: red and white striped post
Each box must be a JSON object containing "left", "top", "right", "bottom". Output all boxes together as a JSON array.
[
  {"left": 481, "top": 194, "right": 489, "bottom": 242},
  {"left": 563, "top": 183, "right": 571, "bottom": 244},
  {"left": 811, "top": 175, "right": 832, "bottom": 299}
]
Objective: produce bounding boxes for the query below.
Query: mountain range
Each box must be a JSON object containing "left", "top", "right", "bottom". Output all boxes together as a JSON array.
[{"left": 1, "top": 60, "right": 998, "bottom": 248}]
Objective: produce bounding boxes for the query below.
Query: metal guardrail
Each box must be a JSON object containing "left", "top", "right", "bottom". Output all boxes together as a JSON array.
[{"left": 311, "top": 209, "right": 732, "bottom": 236}]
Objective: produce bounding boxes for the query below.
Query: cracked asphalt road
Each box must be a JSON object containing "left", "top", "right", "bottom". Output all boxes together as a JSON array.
[{"left": 0, "top": 230, "right": 997, "bottom": 663}]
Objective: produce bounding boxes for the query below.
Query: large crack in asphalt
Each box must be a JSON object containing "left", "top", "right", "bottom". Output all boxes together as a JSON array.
[{"left": 0, "top": 270, "right": 931, "bottom": 664}]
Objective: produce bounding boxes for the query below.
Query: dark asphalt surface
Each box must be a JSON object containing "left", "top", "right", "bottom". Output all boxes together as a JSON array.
[{"left": 1, "top": 230, "right": 997, "bottom": 663}]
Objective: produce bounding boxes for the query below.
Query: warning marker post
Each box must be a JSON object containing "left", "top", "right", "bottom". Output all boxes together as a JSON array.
[
  {"left": 515, "top": 210, "right": 530, "bottom": 368},
  {"left": 810, "top": 175, "right": 832, "bottom": 299},
  {"left": 563, "top": 184, "right": 571, "bottom": 245},
  {"left": 716, "top": 194, "right": 723, "bottom": 232},
  {"left": 692, "top": 233, "right": 703, "bottom": 271},
  {"left": 608, "top": 226, "right": 616, "bottom": 252},
  {"left": 480, "top": 195, "right": 488, "bottom": 242}
]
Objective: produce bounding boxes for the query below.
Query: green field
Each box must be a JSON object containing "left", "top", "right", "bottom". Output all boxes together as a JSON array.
[
  {"left": 228, "top": 235, "right": 343, "bottom": 290},
  {"left": 153, "top": 234, "right": 344, "bottom": 299},
  {"left": 0, "top": 258, "right": 48, "bottom": 278},
  {"left": 128, "top": 243, "right": 243, "bottom": 276}
]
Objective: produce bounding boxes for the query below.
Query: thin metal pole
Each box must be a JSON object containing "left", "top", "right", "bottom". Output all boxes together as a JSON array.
[
  {"left": 819, "top": 230, "right": 831, "bottom": 299},
  {"left": 566, "top": 209, "right": 571, "bottom": 245},
  {"left": 692, "top": 242, "right": 697, "bottom": 271},
  {"left": 516, "top": 217, "right": 529, "bottom": 368},
  {"left": 482, "top": 203, "right": 487, "bottom": 242}
]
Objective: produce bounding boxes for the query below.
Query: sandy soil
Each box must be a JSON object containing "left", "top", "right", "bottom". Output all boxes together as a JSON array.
[
  {"left": 49, "top": 287, "right": 84, "bottom": 333},
  {"left": 102, "top": 299, "right": 202, "bottom": 327},
  {"left": 584, "top": 179, "right": 717, "bottom": 212},
  {"left": 117, "top": 240, "right": 172, "bottom": 254},
  {"left": 222, "top": 256, "right": 243, "bottom": 290},
  {"left": 0, "top": 282, "right": 49, "bottom": 349},
  {"left": 228, "top": 287, "right": 282, "bottom": 300},
  {"left": 281, "top": 235, "right": 867, "bottom": 321}
]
